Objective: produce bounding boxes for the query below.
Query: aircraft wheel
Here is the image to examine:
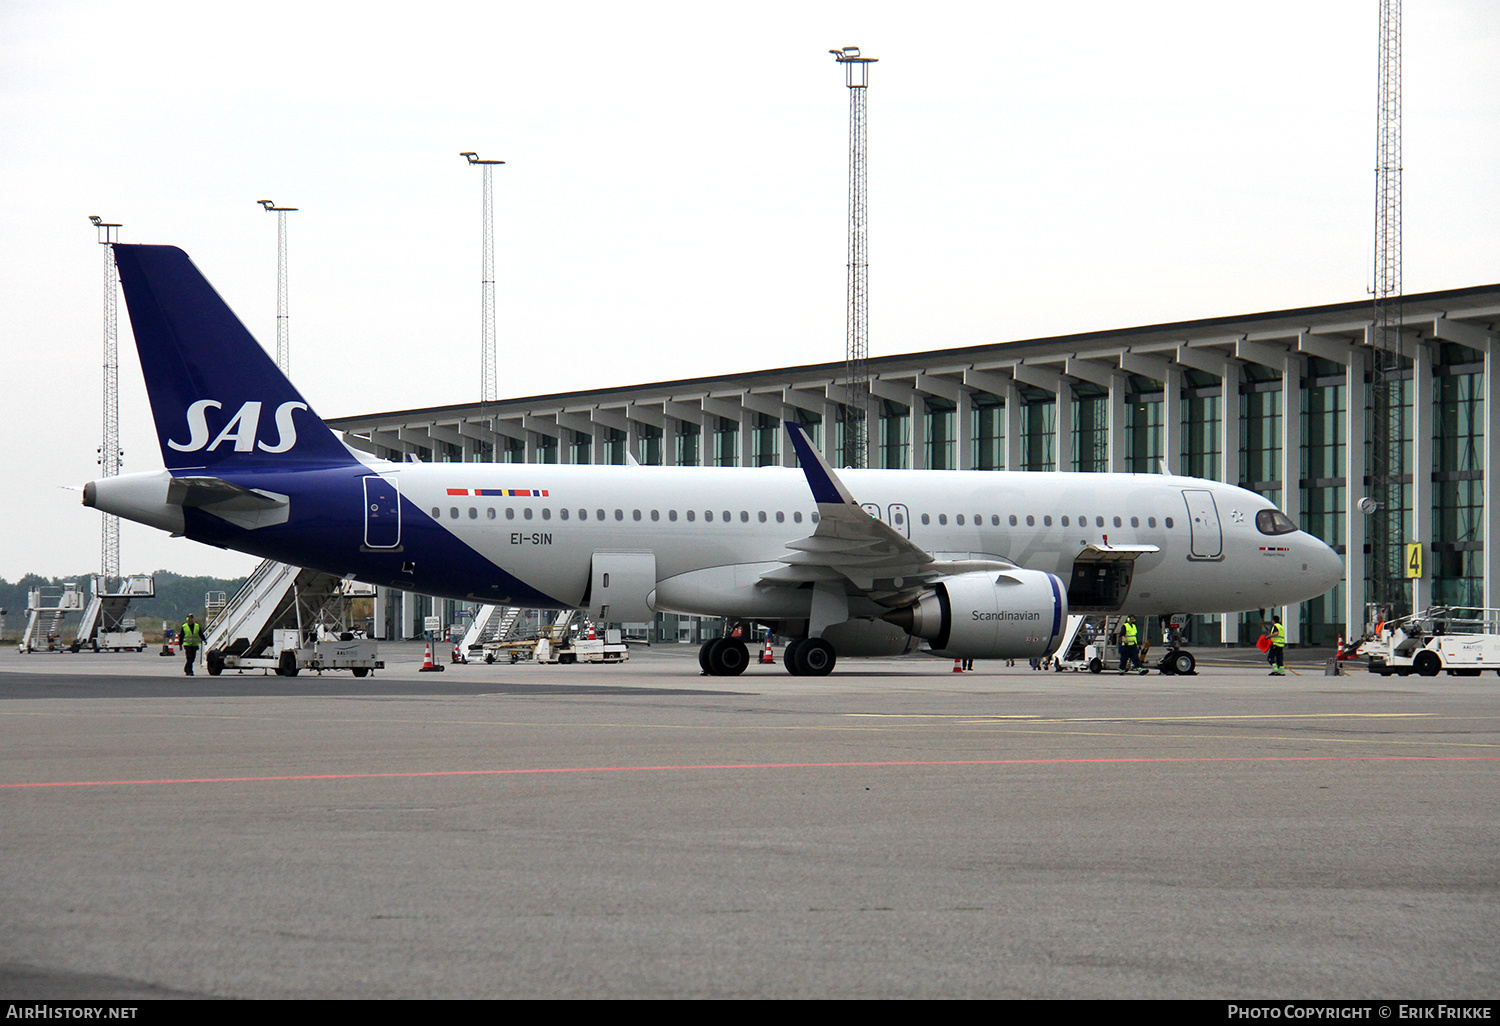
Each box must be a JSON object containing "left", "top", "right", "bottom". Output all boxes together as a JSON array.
[
  {"left": 1088, "top": 657, "right": 1103, "bottom": 674},
  {"left": 205, "top": 650, "right": 225, "bottom": 677},
  {"left": 698, "top": 640, "right": 716, "bottom": 675},
  {"left": 784, "top": 638, "right": 807, "bottom": 675},
  {"left": 278, "top": 650, "right": 300, "bottom": 677},
  {"left": 709, "top": 639, "right": 749, "bottom": 676},
  {"left": 798, "top": 638, "right": 836, "bottom": 677},
  {"left": 1170, "top": 651, "right": 1196, "bottom": 676},
  {"left": 1413, "top": 651, "right": 1441, "bottom": 677}
]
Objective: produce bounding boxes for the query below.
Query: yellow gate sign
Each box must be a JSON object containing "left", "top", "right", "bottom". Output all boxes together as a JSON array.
[{"left": 1405, "top": 543, "right": 1423, "bottom": 579}]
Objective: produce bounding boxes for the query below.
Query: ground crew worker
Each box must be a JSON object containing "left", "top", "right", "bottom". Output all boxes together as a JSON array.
[
  {"left": 1266, "top": 615, "right": 1286, "bottom": 675},
  {"left": 1118, "top": 615, "right": 1147, "bottom": 675},
  {"left": 180, "top": 613, "right": 203, "bottom": 676}
]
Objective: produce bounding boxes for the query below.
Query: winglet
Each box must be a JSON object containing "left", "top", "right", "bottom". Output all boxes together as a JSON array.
[{"left": 784, "top": 422, "right": 859, "bottom": 506}]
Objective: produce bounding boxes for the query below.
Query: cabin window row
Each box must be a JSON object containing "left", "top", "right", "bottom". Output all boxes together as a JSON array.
[
  {"left": 918, "top": 513, "right": 1173, "bottom": 529},
  {"left": 429, "top": 505, "right": 1175, "bottom": 531},
  {"left": 431, "top": 506, "right": 818, "bottom": 524}
]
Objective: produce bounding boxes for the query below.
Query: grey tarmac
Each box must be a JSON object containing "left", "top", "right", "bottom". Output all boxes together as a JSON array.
[{"left": 1, "top": 642, "right": 1496, "bottom": 999}]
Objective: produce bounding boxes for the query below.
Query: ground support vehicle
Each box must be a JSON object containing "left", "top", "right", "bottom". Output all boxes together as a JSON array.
[
  {"left": 1360, "top": 606, "right": 1500, "bottom": 677},
  {"left": 206, "top": 628, "right": 383, "bottom": 677},
  {"left": 534, "top": 626, "right": 629, "bottom": 665}
]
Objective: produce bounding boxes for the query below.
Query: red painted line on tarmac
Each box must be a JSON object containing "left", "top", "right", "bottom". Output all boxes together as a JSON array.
[{"left": 1, "top": 755, "right": 1496, "bottom": 790}]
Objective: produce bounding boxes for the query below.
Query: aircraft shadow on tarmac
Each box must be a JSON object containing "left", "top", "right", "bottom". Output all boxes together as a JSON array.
[{"left": 0, "top": 673, "right": 746, "bottom": 701}]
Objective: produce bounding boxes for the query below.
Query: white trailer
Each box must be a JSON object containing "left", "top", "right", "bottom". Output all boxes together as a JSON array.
[{"left": 1360, "top": 606, "right": 1500, "bottom": 677}]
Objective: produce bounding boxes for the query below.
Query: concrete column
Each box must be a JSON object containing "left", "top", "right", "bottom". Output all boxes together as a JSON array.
[
  {"left": 1107, "top": 374, "right": 1127, "bottom": 473},
  {"left": 700, "top": 411, "right": 715, "bottom": 468},
  {"left": 1004, "top": 381, "right": 1022, "bottom": 472},
  {"left": 738, "top": 409, "right": 753, "bottom": 469},
  {"left": 956, "top": 389, "right": 974, "bottom": 471},
  {"left": 1281, "top": 354, "right": 1303, "bottom": 645},
  {"left": 1221, "top": 362, "right": 1242, "bottom": 645},
  {"left": 1485, "top": 341, "right": 1500, "bottom": 611},
  {"left": 1162, "top": 364, "right": 1183, "bottom": 475},
  {"left": 1054, "top": 387, "right": 1073, "bottom": 472}
]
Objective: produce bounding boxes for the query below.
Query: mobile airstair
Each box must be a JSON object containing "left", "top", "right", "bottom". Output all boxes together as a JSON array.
[
  {"left": 1052, "top": 614, "right": 1112, "bottom": 672},
  {"left": 459, "top": 604, "right": 524, "bottom": 659},
  {"left": 201, "top": 559, "right": 381, "bottom": 677},
  {"left": 19, "top": 582, "right": 86, "bottom": 653},
  {"left": 74, "top": 575, "right": 155, "bottom": 652}
]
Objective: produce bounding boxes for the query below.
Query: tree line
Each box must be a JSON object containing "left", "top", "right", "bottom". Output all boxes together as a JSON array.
[{"left": 0, "top": 572, "right": 249, "bottom": 640}]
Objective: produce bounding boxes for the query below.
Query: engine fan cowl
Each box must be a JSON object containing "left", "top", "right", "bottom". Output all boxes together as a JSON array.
[{"left": 883, "top": 569, "right": 1068, "bottom": 659}]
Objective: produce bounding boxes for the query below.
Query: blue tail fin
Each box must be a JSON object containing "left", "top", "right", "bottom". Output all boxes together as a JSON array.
[{"left": 112, "top": 244, "right": 357, "bottom": 471}]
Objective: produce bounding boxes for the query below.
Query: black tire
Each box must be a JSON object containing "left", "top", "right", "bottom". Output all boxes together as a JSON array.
[
  {"left": 278, "top": 650, "right": 299, "bottom": 677},
  {"left": 712, "top": 640, "right": 749, "bottom": 676},
  {"left": 799, "top": 638, "right": 836, "bottom": 676},
  {"left": 784, "top": 638, "right": 807, "bottom": 676},
  {"left": 1158, "top": 655, "right": 1176, "bottom": 676},
  {"left": 699, "top": 640, "right": 716, "bottom": 674},
  {"left": 1413, "top": 651, "right": 1441, "bottom": 677},
  {"left": 351, "top": 667, "right": 369, "bottom": 678},
  {"left": 205, "top": 650, "right": 225, "bottom": 677},
  {"left": 1171, "top": 650, "right": 1196, "bottom": 676},
  {"left": 1088, "top": 657, "right": 1103, "bottom": 674}
]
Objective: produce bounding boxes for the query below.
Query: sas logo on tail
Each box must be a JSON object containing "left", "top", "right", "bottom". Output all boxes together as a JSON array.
[{"left": 168, "top": 400, "right": 308, "bottom": 453}]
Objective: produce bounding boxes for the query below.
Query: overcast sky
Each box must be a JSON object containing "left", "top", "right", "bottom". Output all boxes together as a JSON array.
[{"left": 2, "top": 0, "right": 1496, "bottom": 583}]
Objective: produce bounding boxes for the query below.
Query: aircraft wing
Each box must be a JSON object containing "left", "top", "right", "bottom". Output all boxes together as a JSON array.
[{"left": 766, "top": 423, "right": 1015, "bottom": 606}]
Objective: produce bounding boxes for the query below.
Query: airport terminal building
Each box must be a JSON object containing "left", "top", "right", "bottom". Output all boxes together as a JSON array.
[{"left": 328, "top": 283, "right": 1499, "bottom": 648}]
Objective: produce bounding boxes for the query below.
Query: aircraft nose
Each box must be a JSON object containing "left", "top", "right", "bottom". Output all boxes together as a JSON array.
[{"left": 1307, "top": 536, "right": 1344, "bottom": 595}]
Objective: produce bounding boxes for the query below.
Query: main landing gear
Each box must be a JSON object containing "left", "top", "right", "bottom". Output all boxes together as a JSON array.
[
  {"left": 697, "top": 634, "right": 837, "bottom": 676},
  {"left": 699, "top": 637, "right": 750, "bottom": 676}
]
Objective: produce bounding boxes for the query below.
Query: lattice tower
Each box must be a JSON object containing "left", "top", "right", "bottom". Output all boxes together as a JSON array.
[
  {"left": 462, "top": 153, "right": 505, "bottom": 404},
  {"left": 1368, "top": 0, "right": 1405, "bottom": 615},
  {"left": 258, "top": 201, "right": 297, "bottom": 373},
  {"left": 832, "top": 48, "right": 876, "bottom": 469},
  {"left": 90, "top": 217, "right": 122, "bottom": 584}
]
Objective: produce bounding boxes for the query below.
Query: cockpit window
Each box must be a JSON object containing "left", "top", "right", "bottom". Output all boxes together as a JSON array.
[{"left": 1256, "top": 509, "right": 1298, "bottom": 536}]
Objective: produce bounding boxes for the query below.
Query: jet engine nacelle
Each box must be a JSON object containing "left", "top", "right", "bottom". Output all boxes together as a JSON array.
[{"left": 884, "top": 569, "right": 1068, "bottom": 659}]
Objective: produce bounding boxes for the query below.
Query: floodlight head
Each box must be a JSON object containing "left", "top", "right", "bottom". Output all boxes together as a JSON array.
[
  {"left": 461, "top": 152, "right": 478, "bottom": 162},
  {"left": 258, "top": 199, "right": 274, "bottom": 210},
  {"left": 89, "top": 215, "right": 102, "bottom": 226}
]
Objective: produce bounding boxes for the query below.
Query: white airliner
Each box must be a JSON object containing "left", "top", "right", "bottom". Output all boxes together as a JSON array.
[{"left": 84, "top": 245, "right": 1344, "bottom": 676}]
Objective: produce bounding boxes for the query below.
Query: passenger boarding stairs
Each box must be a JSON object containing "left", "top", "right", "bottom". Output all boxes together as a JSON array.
[
  {"left": 203, "top": 559, "right": 370, "bottom": 662},
  {"left": 459, "top": 604, "right": 521, "bottom": 657},
  {"left": 76, "top": 575, "right": 155, "bottom": 649},
  {"left": 21, "top": 583, "right": 86, "bottom": 652},
  {"left": 1053, "top": 614, "right": 1123, "bottom": 672}
]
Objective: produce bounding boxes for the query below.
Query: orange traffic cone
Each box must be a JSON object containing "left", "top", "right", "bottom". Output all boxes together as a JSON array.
[
  {"left": 952, "top": 659, "right": 963, "bottom": 673},
  {"left": 419, "top": 641, "right": 444, "bottom": 672},
  {"left": 760, "top": 638, "right": 775, "bottom": 664},
  {"left": 587, "top": 622, "right": 597, "bottom": 640}
]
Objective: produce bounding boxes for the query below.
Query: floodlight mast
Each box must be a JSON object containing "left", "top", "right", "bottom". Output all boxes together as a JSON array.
[
  {"left": 831, "top": 46, "right": 876, "bottom": 469},
  {"left": 1367, "top": 0, "right": 1404, "bottom": 619},
  {"left": 461, "top": 152, "right": 505, "bottom": 405},
  {"left": 89, "top": 215, "right": 122, "bottom": 584},
  {"left": 257, "top": 200, "right": 297, "bottom": 373}
]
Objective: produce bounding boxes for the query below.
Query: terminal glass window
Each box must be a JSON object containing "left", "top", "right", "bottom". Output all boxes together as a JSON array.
[
  {"left": 924, "top": 398, "right": 955, "bottom": 471},
  {"left": 970, "top": 393, "right": 1004, "bottom": 471}
]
